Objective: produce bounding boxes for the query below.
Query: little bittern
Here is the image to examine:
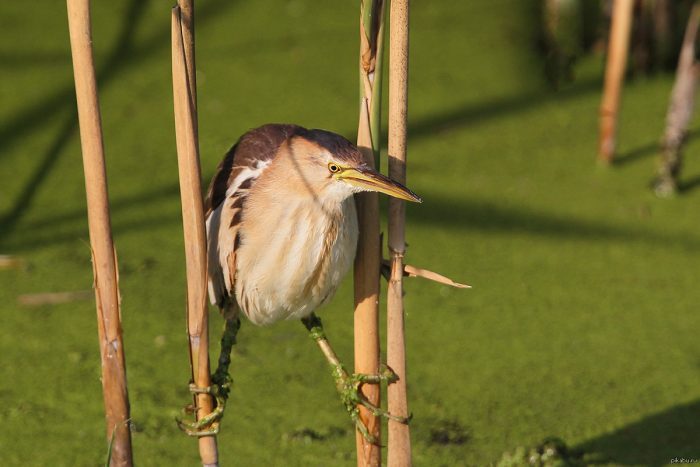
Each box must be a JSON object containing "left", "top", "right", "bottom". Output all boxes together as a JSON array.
[{"left": 178, "top": 123, "right": 420, "bottom": 442}]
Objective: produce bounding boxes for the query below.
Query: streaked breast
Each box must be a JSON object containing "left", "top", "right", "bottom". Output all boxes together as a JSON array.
[{"left": 235, "top": 197, "right": 358, "bottom": 325}]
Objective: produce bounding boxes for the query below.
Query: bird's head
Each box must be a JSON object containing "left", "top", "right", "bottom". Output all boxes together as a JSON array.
[{"left": 287, "top": 128, "right": 422, "bottom": 205}]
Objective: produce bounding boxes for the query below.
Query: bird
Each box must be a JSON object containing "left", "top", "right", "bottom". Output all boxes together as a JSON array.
[{"left": 177, "top": 123, "right": 421, "bottom": 442}]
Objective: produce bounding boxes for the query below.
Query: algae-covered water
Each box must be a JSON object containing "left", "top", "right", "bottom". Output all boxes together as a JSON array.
[{"left": 1, "top": 1, "right": 699, "bottom": 465}]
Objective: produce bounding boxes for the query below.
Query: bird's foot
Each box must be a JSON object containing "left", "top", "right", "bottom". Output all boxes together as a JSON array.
[
  {"left": 177, "top": 317, "right": 240, "bottom": 437},
  {"left": 176, "top": 371, "right": 232, "bottom": 437},
  {"left": 333, "top": 364, "right": 411, "bottom": 444}
]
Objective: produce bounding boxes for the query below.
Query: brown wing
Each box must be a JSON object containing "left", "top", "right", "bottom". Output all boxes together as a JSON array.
[{"left": 205, "top": 124, "right": 302, "bottom": 309}]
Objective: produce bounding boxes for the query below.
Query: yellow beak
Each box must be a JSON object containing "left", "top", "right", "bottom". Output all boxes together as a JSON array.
[{"left": 339, "top": 166, "right": 422, "bottom": 203}]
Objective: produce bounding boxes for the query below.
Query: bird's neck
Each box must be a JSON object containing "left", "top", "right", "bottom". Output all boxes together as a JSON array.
[{"left": 254, "top": 150, "right": 351, "bottom": 215}]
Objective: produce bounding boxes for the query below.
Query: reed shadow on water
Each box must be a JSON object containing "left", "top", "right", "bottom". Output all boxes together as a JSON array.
[
  {"left": 0, "top": 0, "right": 240, "bottom": 243},
  {"left": 0, "top": 113, "right": 77, "bottom": 244},
  {"left": 678, "top": 174, "right": 700, "bottom": 193},
  {"left": 399, "top": 77, "right": 602, "bottom": 143},
  {"left": 613, "top": 127, "right": 700, "bottom": 168},
  {"left": 0, "top": 0, "right": 239, "bottom": 159},
  {"left": 0, "top": 0, "right": 147, "bottom": 159},
  {"left": 6, "top": 180, "right": 700, "bottom": 253},
  {"left": 0, "top": 0, "right": 148, "bottom": 244},
  {"left": 405, "top": 193, "right": 700, "bottom": 251},
  {"left": 575, "top": 399, "right": 700, "bottom": 466},
  {"left": 612, "top": 127, "right": 700, "bottom": 195}
]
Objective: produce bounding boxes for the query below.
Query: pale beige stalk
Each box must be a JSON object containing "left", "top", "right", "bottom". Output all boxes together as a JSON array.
[
  {"left": 387, "top": 0, "right": 411, "bottom": 465},
  {"left": 66, "top": 1, "right": 133, "bottom": 465},
  {"left": 655, "top": 2, "right": 700, "bottom": 196},
  {"left": 598, "top": 0, "right": 634, "bottom": 163},
  {"left": 171, "top": 6, "right": 218, "bottom": 466},
  {"left": 355, "top": 1, "right": 386, "bottom": 465},
  {"left": 177, "top": 0, "right": 198, "bottom": 141}
]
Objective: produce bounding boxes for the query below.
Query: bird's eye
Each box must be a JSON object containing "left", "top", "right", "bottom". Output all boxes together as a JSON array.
[{"left": 328, "top": 163, "right": 341, "bottom": 173}]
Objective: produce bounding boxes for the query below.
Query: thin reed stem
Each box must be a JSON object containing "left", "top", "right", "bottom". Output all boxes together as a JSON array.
[
  {"left": 598, "top": 0, "right": 634, "bottom": 163},
  {"left": 354, "top": 1, "right": 387, "bottom": 465},
  {"left": 654, "top": 1, "right": 700, "bottom": 196},
  {"left": 171, "top": 5, "right": 219, "bottom": 466},
  {"left": 66, "top": 0, "right": 133, "bottom": 465},
  {"left": 387, "top": 0, "right": 412, "bottom": 464}
]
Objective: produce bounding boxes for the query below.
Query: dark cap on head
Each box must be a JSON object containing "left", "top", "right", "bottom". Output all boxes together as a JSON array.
[{"left": 296, "top": 128, "right": 365, "bottom": 165}]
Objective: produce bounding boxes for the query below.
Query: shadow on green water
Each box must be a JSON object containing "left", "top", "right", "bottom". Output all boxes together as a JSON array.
[
  {"left": 0, "top": 0, "right": 238, "bottom": 243},
  {"left": 3, "top": 185, "right": 700, "bottom": 254},
  {"left": 576, "top": 399, "right": 700, "bottom": 466}
]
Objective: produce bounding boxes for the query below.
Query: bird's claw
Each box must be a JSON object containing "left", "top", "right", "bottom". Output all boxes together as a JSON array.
[
  {"left": 334, "top": 364, "right": 411, "bottom": 445},
  {"left": 177, "top": 318, "right": 239, "bottom": 437},
  {"left": 176, "top": 373, "right": 232, "bottom": 437}
]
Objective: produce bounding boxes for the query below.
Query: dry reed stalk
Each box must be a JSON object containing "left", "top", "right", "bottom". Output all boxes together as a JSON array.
[
  {"left": 654, "top": 1, "right": 700, "bottom": 197},
  {"left": 386, "top": 0, "right": 411, "bottom": 465},
  {"left": 65, "top": 1, "right": 133, "bottom": 465},
  {"left": 598, "top": 0, "right": 634, "bottom": 163},
  {"left": 355, "top": 0, "right": 387, "bottom": 464},
  {"left": 177, "top": 0, "right": 198, "bottom": 140},
  {"left": 171, "top": 6, "right": 218, "bottom": 466},
  {"left": 0, "top": 255, "right": 23, "bottom": 270}
]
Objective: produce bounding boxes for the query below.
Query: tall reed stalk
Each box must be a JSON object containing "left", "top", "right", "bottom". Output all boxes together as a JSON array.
[
  {"left": 354, "top": 0, "right": 386, "bottom": 465},
  {"left": 598, "top": 0, "right": 634, "bottom": 163},
  {"left": 654, "top": 1, "right": 700, "bottom": 197},
  {"left": 171, "top": 5, "right": 218, "bottom": 466},
  {"left": 386, "top": 0, "right": 412, "bottom": 465},
  {"left": 177, "top": 0, "right": 198, "bottom": 134},
  {"left": 65, "top": 1, "right": 133, "bottom": 465}
]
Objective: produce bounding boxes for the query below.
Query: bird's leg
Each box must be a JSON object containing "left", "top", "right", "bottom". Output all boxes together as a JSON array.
[
  {"left": 177, "top": 317, "right": 241, "bottom": 437},
  {"left": 301, "top": 313, "right": 410, "bottom": 445}
]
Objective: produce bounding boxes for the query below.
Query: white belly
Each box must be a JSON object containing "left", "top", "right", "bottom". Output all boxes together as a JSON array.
[{"left": 235, "top": 197, "right": 358, "bottom": 325}]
